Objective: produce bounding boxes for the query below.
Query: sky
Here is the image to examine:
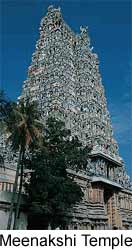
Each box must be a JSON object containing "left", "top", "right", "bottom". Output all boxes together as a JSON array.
[{"left": 0, "top": 0, "right": 131, "bottom": 179}]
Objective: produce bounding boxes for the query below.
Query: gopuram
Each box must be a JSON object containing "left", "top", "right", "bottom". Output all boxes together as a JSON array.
[{"left": 0, "top": 6, "right": 132, "bottom": 229}]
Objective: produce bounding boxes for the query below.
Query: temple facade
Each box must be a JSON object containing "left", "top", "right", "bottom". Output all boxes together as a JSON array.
[{"left": 0, "top": 6, "right": 132, "bottom": 229}]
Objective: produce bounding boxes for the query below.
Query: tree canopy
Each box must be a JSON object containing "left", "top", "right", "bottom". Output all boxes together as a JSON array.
[
  {"left": 2, "top": 98, "right": 43, "bottom": 229},
  {"left": 0, "top": 91, "right": 92, "bottom": 229},
  {"left": 25, "top": 117, "right": 92, "bottom": 229}
]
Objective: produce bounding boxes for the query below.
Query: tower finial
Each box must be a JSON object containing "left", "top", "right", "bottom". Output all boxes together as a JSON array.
[
  {"left": 80, "top": 26, "right": 90, "bottom": 47},
  {"left": 48, "top": 5, "right": 54, "bottom": 13}
]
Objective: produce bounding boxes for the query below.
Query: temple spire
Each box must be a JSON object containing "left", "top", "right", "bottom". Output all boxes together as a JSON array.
[{"left": 80, "top": 25, "right": 90, "bottom": 47}]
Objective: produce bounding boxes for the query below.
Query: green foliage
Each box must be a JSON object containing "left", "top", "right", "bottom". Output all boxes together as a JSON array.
[
  {"left": 6, "top": 100, "right": 42, "bottom": 152},
  {"left": 26, "top": 117, "right": 92, "bottom": 229},
  {"left": 4, "top": 98, "right": 43, "bottom": 229}
]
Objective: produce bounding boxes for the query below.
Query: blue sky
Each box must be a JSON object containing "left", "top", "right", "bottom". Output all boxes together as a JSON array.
[{"left": 0, "top": 0, "right": 131, "bottom": 179}]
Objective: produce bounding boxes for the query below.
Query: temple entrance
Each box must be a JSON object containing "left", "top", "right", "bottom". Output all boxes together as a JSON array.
[
  {"left": 104, "top": 188, "right": 113, "bottom": 205},
  {"left": 104, "top": 188, "right": 122, "bottom": 229},
  {"left": 104, "top": 188, "right": 113, "bottom": 229}
]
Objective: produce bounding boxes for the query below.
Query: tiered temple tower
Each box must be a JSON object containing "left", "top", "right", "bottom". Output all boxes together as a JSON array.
[
  {"left": 21, "top": 6, "right": 131, "bottom": 188},
  {"left": 0, "top": 6, "right": 132, "bottom": 229}
]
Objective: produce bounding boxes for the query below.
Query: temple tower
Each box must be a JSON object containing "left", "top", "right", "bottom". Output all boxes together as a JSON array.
[
  {"left": 21, "top": 6, "right": 131, "bottom": 189},
  {"left": 20, "top": 6, "right": 132, "bottom": 229},
  {"left": 0, "top": 5, "right": 132, "bottom": 230}
]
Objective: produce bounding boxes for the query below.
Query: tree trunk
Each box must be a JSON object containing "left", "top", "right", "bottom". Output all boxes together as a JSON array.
[
  {"left": 48, "top": 223, "right": 51, "bottom": 230},
  {"left": 7, "top": 148, "right": 22, "bottom": 230},
  {"left": 13, "top": 153, "right": 24, "bottom": 229}
]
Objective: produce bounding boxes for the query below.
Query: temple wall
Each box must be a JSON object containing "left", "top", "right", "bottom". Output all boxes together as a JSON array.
[
  {"left": 68, "top": 170, "right": 132, "bottom": 230},
  {"left": 0, "top": 207, "right": 27, "bottom": 230},
  {"left": 0, "top": 168, "right": 132, "bottom": 230},
  {"left": 0, "top": 189, "right": 27, "bottom": 230}
]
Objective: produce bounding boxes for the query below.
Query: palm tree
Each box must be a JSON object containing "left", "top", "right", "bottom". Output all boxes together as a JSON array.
[{"left": 6, "top": 100, "right": 43, "bottom": 229}]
